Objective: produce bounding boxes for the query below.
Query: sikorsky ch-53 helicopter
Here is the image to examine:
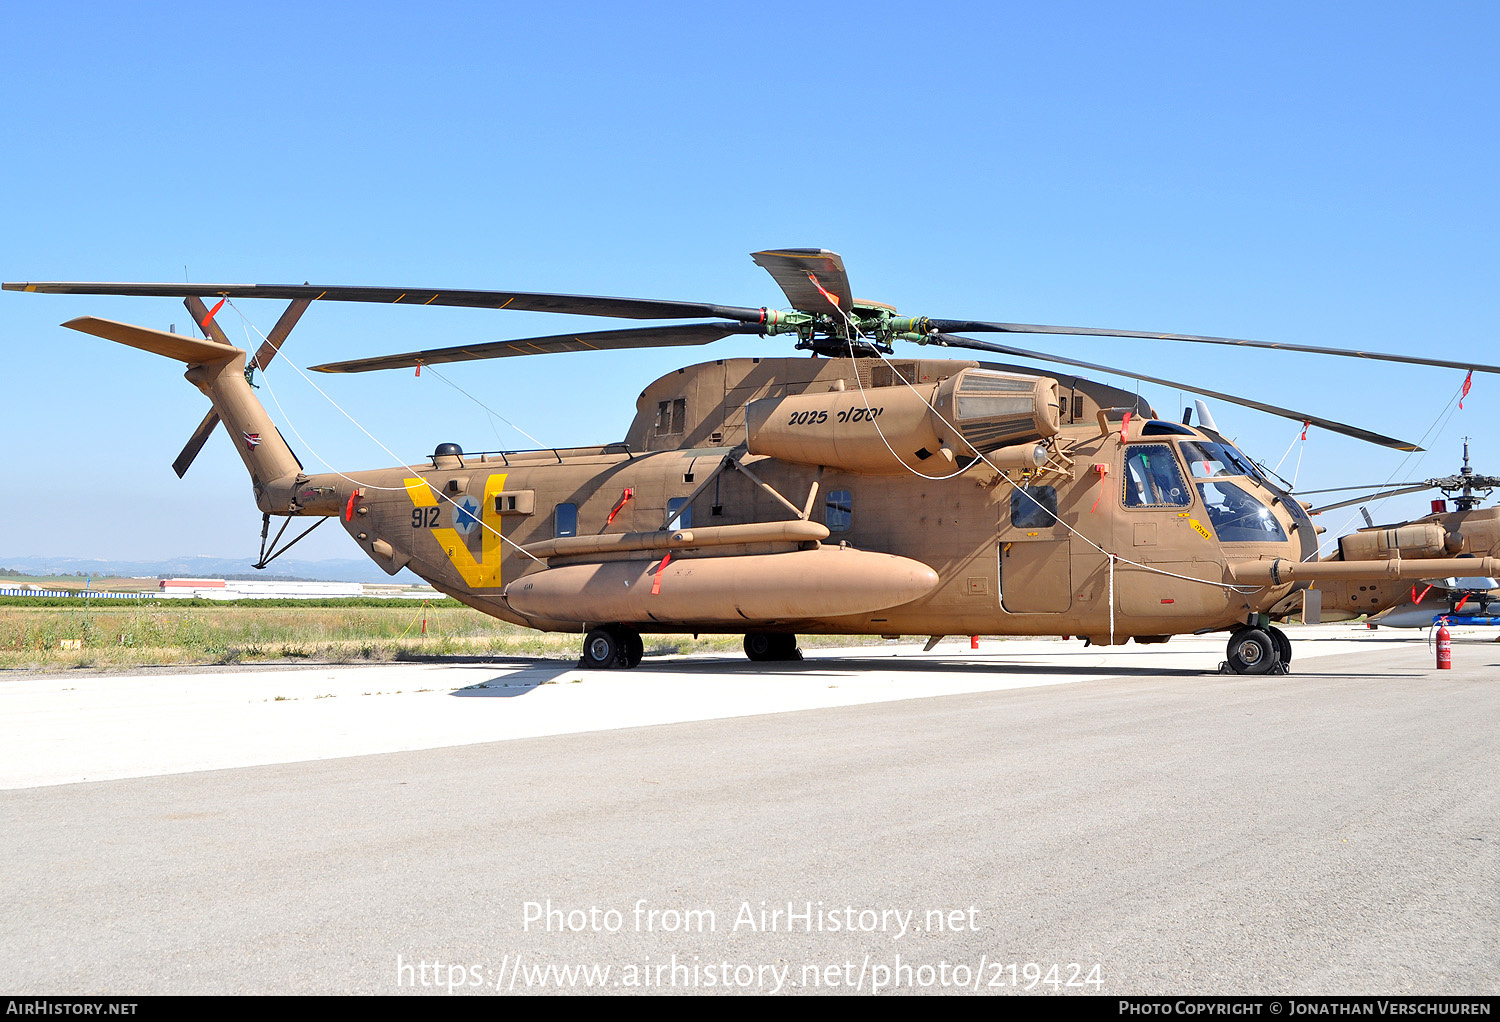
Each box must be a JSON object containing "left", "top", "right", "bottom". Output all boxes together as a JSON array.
[{"left": 10, "top": 249, "right": 1500, "bottom": 674}]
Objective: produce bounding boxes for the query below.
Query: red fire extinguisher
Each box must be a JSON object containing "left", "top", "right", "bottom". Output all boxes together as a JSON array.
[{"left": 1436, "top": 618, "right": 1452, "bottom": 670}]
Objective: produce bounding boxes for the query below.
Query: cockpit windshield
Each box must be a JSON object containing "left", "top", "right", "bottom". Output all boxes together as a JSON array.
[
  {"left": 1179, "top": 440, "right": 1263, "bottom": 481},
  {"left": 1196, "top": 481, "right": 1287, "bottom": 542}
]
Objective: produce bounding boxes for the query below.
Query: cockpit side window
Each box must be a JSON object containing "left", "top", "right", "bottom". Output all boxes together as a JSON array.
[{"left": 1122, "top": 444, "right": 1191, "bottom": 508}]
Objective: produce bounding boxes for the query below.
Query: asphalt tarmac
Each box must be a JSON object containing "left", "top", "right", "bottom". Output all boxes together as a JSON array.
[{"left": 2, "top": 627, "right": 1496, "bottom": 996}]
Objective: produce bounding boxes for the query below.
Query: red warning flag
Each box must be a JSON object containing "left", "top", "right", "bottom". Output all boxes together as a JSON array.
[
  {"left": 199, "top": 297, "right": 226, "bottom": 330},
  {"left": 1091, "top": 463, "right": 1109, "bottom": 513},
  {"left": 1301, "top": 420, "right": 1310, "bottom": 441},
  {"left": 651, "top": 552, "right": 672, "bottom": 595},
  {"left": 344, "top": 488, "right": 362, "bottom": 522},
  {"left": 1460, "top": 370, "right": 1473, "bottom": 409},
  {"left": 606, "top": 487, "right": 634, "bottom": 525},
  {"left": 1120, "top": 411, "right": 1132, "bottom": 444},
  {"left": 806, "top": 273, "right": 840, "bottom": 309}
]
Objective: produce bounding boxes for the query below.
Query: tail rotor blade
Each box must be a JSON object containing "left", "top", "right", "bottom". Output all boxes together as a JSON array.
[
  {"left": 173, "top": 409, "right": 221, "bottom": 478},
  {"left": 251, "top": 298, "right": 311, "bottom": 372},
  {"left": 183, "top": 295, "right": 233, "bottom": 346},
  {"left": 171, "top": 297, "right": 307, "bottom": 477}
]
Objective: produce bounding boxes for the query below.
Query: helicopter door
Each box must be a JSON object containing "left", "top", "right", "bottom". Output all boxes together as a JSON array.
[
  {"left": 1000, "top": 484, "right": 1071, "bottom": 613},
  {"left": 1111, "top": 443, "right": 1229, "bottom": 617}
]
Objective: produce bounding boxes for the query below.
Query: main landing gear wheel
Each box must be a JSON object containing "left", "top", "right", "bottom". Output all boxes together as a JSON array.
[
  {"left": 623, "top": 629, "right": 644, "bottom": 669},
  {"left": 1267, "top": 625, "right": 1292, "bottom": 667},
  {"left": 744, "top": 632, "right": 802, "bottom": 662},
  {"left": 581, "top": 625, "right": 644, "bottom": 669},
  {"left": 1225, "top": 627, "right": 1280, "bottom": 675}
]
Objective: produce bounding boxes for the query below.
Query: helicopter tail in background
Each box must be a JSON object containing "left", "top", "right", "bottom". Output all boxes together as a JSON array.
[{"left": 61, "top": 316, "right": 304, "bottom": 511}]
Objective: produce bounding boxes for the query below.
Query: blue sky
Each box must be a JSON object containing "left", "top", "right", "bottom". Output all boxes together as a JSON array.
[{"left": 3, "top": 1, "right": 1496, "bottom": 566}]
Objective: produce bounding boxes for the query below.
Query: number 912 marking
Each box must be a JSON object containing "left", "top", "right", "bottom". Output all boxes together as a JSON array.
[{"left": 412, "top": 507, "right": 440, "bottom": 528}]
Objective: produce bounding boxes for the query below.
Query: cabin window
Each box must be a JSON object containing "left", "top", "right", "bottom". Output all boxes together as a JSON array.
[
  {"left": 1010, "top": 485, "right": 1058, "bottom": 527},
  {"left": 667, "top": 497, "right": 692, "bottom": 530},
  {"left": 655, "top": 398, "right": 687, "bottom": 436},
  {"left": 1122, "top": 444, "right": 1191, "bottom": 508},
  {"left": 554, "top": 502, "right": 578, "bottom": 538},
  {"left": 1196, "top": 482, "right": 1287, "bottom": 542},
  {"left": 826, "top": 490, "right": 852, "bottom": 532}
]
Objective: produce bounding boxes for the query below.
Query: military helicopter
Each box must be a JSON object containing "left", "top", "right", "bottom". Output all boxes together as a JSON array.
[
  {"left": 1279, "top": 442, "right": 1500, "bottom": 627},
  {"left": 10, "top": 249, "right": 1500, "bottom": 674}
]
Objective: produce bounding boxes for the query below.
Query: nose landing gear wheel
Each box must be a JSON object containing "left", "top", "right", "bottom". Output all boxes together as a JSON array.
[{"left": 1225, "top": 627, "right": 1281, "bottom": 675}]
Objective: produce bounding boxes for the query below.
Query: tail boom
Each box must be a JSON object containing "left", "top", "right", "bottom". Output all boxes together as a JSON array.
[{"left": 62, "top": 316, "right": 305, "bottom": 511}]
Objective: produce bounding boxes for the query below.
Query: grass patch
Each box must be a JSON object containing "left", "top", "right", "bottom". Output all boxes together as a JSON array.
[{"left": 0, "top": 603, "right": 900, "bottom": 671}]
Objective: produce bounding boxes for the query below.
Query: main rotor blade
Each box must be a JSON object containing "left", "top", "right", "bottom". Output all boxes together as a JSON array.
[
  {"left": 1294, "top": 481, "right": 1424, "bottom": 495},
  {"left": 4, "top": 281, "right": 767, "bottom": 324},
  {"left": 310, "top": 322, "right": 762, "bottom": 373},
  {"left": 750, "top": 249, "right": 853, "bottom": 317},
  {"left": 1311, "top": 484, "right": 1435, "bottom": 514},
  {"left": 926, "top": 319, "right": 1500, "bottom": 376},
  {"left": 929, "top": 333, "right": 1424, "bottom": 452}
]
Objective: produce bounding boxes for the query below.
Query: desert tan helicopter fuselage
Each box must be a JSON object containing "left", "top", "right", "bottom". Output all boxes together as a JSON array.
[
  {"left": 47, "top": 313, "right": 1500, "bottom": 674},
  {"left": 15, "top": 248, "right": 1500, "bottom": 673},
  {"left": 1304, "top": 507, "right": 1500, "bottom": 624},
  {"left": 1284, "top": 451, "right": 1500, "bottom": 626}
]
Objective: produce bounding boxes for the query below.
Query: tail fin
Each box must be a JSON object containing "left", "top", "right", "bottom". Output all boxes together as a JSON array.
[
  {"left": 62, "top": 316, "right": 302, "bottom": 508},
  {"left": 170, "top": 296, "right": 309, "bottom": 478}
]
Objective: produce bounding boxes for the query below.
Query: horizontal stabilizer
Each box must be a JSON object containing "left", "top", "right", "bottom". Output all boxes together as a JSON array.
[{"left": 62, "top": 316, "right": 242, "bottom": 364}]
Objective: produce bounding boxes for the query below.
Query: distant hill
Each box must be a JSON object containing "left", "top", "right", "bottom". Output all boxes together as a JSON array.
[{"left": 0, "top": 555, "right": 422, "bottom": 585}]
